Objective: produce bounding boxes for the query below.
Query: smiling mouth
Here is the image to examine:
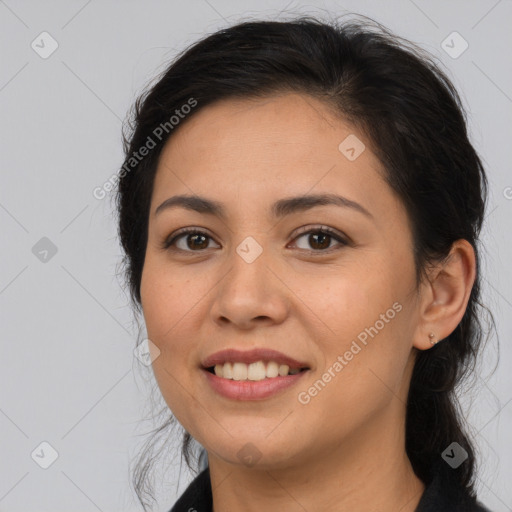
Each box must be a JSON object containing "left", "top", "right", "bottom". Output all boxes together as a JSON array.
[{"left": 202, "top": 360, "right": 311, "bottom": 400}]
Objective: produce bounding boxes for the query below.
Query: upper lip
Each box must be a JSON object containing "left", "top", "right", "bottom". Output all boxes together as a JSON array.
[{"left": 202, "top": 348, "right": 309, "bottom": 370}]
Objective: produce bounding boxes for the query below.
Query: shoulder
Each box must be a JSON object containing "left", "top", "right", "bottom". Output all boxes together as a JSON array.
[
  {"left": 167, "top": 467, "right": 212, "bottom": 512},
  {"left": 415, "top": 467, "right": 493, "bottom": 512}
]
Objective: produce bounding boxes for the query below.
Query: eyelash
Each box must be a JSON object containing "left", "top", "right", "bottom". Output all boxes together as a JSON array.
[{"left": 161, "top": 225, "right": 348, "bottom": 255}]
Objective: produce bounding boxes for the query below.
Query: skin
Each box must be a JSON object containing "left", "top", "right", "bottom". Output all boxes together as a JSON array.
[{"left": 140, "top": 92, "right": 476, "bottom": 512}]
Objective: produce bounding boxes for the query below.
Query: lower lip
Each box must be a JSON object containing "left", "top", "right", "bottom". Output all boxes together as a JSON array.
[{"left": 202, "top": 368, "right": 309, "bottom": 400}]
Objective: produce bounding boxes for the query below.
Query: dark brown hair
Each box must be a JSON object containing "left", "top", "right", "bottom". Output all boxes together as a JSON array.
[{"left": 115, "top": 15, "right": 494, "bottom": 511}]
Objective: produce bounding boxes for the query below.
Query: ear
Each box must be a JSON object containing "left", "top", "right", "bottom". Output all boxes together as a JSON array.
[{"left": 412, "top": 239, "right": 476, "bottom": 350}]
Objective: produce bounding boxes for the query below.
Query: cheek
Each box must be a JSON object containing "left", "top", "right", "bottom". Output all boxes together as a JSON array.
[
  {"left": 140, "top": 255, "right": 188, "bottom": 341},
  {"left": 305, "top": 262, "right": 410, "bottom": 386},
  {"left": 140, "top": 276, "right": 174, "bottom": 341},
  {"left": 140, "top": 262, "right": 196, "bottom": 417},
  {"left": 140, "top": 264, "right": 193, "bottom": 405},
  {"left": 140, "top": 256, "right": 204, "bottom": 371},
  {"left": 304, "top": 264, "right": 394, "bottom": 338}
]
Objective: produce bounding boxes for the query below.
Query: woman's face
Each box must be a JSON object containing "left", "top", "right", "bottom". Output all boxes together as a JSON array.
[{"left": 140, "top": 92, "right": 423, "bottom": 470}]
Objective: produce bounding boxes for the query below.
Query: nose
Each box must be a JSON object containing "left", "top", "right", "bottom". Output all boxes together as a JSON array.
[{"left": 209, "top": 241, "right": 289, "bottom": 330}]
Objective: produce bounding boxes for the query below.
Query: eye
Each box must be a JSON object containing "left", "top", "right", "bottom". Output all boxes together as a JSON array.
[
  {"left": 290, "top": 225, "right": 348, "bottom": 253},
  {"left": 162, "top": 228, "right": 219, "bottom": 252}
]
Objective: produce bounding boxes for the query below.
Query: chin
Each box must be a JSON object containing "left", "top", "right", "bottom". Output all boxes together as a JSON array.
[{"left": 201, "top": 432, "right": 305, "bottom": 471}]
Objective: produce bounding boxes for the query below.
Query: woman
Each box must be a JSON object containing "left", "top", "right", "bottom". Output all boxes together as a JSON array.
[{"left": 116, "top": 15, "right": 494, "bottom": 512}]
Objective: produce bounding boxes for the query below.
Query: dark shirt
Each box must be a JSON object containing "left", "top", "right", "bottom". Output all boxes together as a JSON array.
[{"left": 169, "top": 466, "right": 492, "bottom": 512}]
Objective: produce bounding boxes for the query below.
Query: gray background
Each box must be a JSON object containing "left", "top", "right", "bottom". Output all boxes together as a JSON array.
[{"left": 1, "top": 0, "right": 511, "bottom": 511}]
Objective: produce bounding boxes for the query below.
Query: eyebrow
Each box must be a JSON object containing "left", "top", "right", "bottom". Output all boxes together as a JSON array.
[{"left": 154, "top": 193, "right": 373, "bottom": 220}]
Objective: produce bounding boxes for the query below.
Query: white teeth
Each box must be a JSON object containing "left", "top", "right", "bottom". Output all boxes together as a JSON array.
[
  {"left": 211, "top": 360, "right": 304, "bottom": 381},
  {"left": 232, "top": 362, "right": 248, "bottom": 381},
  {"left": 266, "top": 361, "right": 279, "bottom": 378},
  {"left": 223, "top": 362, "right": 233, "bottom": 379},
  {"left": 278, "top": 364, "right": 289, "bottom": 376},
  {"left": 247, "top": 361, "right": 266, "bottom": 380}
]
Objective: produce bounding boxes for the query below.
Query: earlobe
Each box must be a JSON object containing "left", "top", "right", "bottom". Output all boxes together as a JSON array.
[{"left": 412, "top": 239, "right": 476, "bottom": 351}]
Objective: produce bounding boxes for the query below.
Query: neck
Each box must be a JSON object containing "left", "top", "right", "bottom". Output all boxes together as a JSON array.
[{"left": 208, "top": 401, "right": 425, "bottom": 512}]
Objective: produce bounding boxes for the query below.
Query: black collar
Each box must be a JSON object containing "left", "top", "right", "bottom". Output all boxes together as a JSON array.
[{"left": 169, "top": 466, "right": 491, "bottom": 512}]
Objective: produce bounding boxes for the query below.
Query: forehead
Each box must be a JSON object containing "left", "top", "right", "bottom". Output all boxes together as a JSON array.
[
  {"left": 152, "top": 93, "right": 402, "bottom": 226},
  {"left": 163, "top": 92, "right": 359, "bottom": 161}
]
